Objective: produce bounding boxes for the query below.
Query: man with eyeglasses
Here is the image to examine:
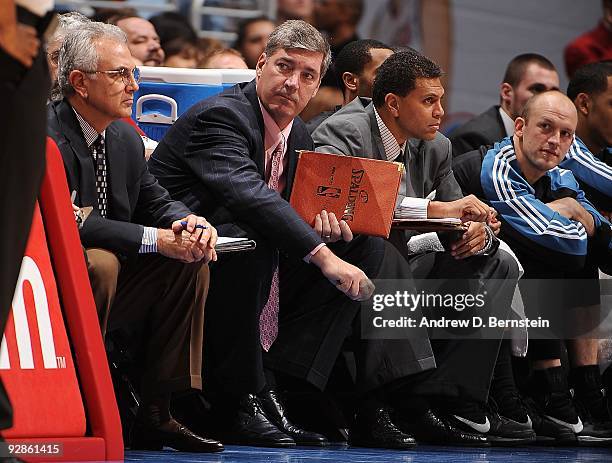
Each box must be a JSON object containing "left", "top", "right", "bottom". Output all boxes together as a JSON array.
[{"left": 47, "top": 22, "right": 224, "bottom": 453}]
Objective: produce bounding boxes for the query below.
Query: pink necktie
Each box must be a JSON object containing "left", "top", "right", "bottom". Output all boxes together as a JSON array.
[{"left": 259, "top": 141, "right": 283, "bottom": 351}]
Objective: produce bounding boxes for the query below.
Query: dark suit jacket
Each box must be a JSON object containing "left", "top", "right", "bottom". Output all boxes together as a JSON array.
[
  {"left": 448, "top": 105, "right": 506, "bottom": 158},
  {"left": 149, "top": 80, "right": 322, "bottom": 259},
  {"left": 47, "top": 99, "right": 191, "bottom": 257}
]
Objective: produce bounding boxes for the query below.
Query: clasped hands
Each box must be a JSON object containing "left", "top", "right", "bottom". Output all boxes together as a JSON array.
[
  {"left": 444, "top": 195, "right": 499, "bottom": 259},
  {"left": 158, "top": 215, "right": 218, "bottom": 264}
]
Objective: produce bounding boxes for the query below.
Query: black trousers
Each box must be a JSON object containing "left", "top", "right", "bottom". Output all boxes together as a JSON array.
[
  {"left": 203, "top": 227, "right": 435, "bottom": 397},
  {"left": 0, "top": 41, "right": 50, "bottom": 428},
  {"left": 403, "top": 247, "right": 519, "bottom": 403},
  {"left": 519, "top": 249, "right": 601, "bottom": 362}
]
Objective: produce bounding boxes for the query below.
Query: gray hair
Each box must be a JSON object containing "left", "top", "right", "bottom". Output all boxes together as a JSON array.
[
  {"left": 48, "top": 12, "right": 91, "bottom": 52},
  {"left": 48, "top": 12, "right": 91, "bottom": 101},
  {"left": 264, "top": 20, "right": 331, "bottom": 78},
  {"left": 58, "top": 22, "right": 127, "bottom": 98}
]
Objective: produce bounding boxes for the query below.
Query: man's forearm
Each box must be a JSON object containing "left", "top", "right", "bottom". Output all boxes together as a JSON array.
[
  {"left": 548, "top": 198, "right": 595, "bottom": 236},
  {"left": 427, "top": 200, "right": 451, "bottom": 218},
  {"left": 575, "top": 207, "right": 595, "bottom": 237},
  {"left": 309, "top": 245, "right": 335, "bottom": 271}
]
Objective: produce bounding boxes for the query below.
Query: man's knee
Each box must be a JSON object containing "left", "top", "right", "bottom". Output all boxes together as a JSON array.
[
  {"left": 85, "top": 248, "right": 120, "bottom": 334},
  {"left": 86, "top": 248, "right": 121, "bottom": 288},
  {"left": 490, "top": 248, "right": 520, "bottom": 280}
]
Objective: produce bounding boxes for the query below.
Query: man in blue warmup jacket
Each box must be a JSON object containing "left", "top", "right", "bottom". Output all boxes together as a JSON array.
[{"left": 480, "top": 90, "right": 612, "bottom": 446}]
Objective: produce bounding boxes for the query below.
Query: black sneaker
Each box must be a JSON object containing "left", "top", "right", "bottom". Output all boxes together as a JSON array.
[
  {"left": 490, "top": 387, "right": 531, "bottom": 424},
  {"left": 528, "top": 367, "right": 580, "bottom": 445},
  {"left": 442, "top": 399, "right": 492, "bottom": 436},
  {"left": 571, "top": 370, "right": 612, "bottom": 446},
  {"left": 445, "top": 399, "right": 535, "bottom": 446},
  {"left": 487, "top": 397, "right": 536, "bottom": 446}
]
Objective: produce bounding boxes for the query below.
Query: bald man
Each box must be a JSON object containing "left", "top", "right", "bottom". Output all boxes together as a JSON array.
[
  {"left": 456, "top": 91, "right": 612, "bottom": 445},
  {"left": 113, "top": 15, "right": 165, "bottom": 66}
]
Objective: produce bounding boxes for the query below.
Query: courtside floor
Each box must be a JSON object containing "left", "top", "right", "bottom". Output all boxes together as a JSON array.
[{"left": 125, "top": 445, "right": 612, "bottom": 462}]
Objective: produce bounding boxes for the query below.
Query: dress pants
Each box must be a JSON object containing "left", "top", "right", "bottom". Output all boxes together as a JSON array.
[
  {"left": 86, "top": 250, "right": 207, "bottom": 399},
  {"left": 0, "top": 38, "right": 50, "bottom": 428},
  {"left": 518, "top": 248, "right": 601, "bottom": 362},
  {"left": 404, "top": 247, "right": 519, "bottom": 403},
  {"left": 203, "top": 226, "right": 435, "bottom": 397}
]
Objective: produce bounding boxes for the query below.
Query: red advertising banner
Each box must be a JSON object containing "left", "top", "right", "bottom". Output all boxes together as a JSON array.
[{"left": 0, "top": 204, "right": 85, "bottom": 438}]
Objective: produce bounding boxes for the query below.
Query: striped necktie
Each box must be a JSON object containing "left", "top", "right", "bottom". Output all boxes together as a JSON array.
[{"left": 91, "top": 135, "right": 108, "bottom": 218}]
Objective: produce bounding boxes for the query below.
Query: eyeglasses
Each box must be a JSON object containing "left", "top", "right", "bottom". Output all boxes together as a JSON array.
[
  {"left": 82, "top": 67, "right": 141, "bottom": 85},
  {"left": 47, "top": 50, "right": 60, "bottom": 65}
]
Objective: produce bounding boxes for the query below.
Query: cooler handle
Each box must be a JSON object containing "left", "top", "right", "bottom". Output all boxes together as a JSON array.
[{"left": 135, "top": 94, "right": 178, "bottom": 124}]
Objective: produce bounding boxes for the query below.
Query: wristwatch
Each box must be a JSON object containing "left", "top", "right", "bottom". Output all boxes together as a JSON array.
[{"left": 473, "top": 225, "right": 495, "bottom": 256}]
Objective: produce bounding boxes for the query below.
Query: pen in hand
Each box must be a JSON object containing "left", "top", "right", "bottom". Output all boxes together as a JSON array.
[
  {"left": 179, "top": 220, "right": 208, "bottom": 230},
  {"left": 180, "top": 220, "right": 208, "bottom": 244}
]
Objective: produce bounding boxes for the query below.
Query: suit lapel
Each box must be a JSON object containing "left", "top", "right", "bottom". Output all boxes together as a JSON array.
[
  {"left": 53, "top": 101, "right": 98, "bottom": 207},
  {"left": 489, "top": 105, "right": 507, "bottom": 140},
  {"left": 242, "top": 80, "right": 266, "bottom": 177},
  {"left": 407, "top": 139, "right": 425, "bottom": 198},
  {"left": 366, "top": 103, "right": 386, "bottom": 161},
  {"left": 283, "top": 130, "right": 301, "bottom": 200},
  {"left": 104, "top": 122, "right": 130, "bottom": 219}
]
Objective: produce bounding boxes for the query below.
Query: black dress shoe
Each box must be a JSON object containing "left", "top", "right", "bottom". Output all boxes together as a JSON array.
[
  {"left": 350, "top": 407, "right": 417, "bottom": 450},
  {"left": 399, "top": 409, "right": 490, "bottom": 447},
  {"left": 215, "top": 393, "right": 295, "bottom": 448},
  {"left": 258, "top": 388, "right": 329, "bottom": 446},
  {"left": 130, "top": 418, "right": 224, "bottom": 452}
]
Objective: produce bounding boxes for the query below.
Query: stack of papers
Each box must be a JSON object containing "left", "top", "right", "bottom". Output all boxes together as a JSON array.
[
  {"left": 216, "top": 237, "right": 256, "bottom": 254},
  {"left": 392, "top": 217, "right": 467, "bottom": 232}
]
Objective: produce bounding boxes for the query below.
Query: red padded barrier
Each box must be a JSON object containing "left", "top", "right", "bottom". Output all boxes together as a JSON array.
[
  {"left": 1, "top": 205, "right": 86, "bottom": 438},
  {"left": 2, "top": 138, "right": 124, "bottom": 461}
]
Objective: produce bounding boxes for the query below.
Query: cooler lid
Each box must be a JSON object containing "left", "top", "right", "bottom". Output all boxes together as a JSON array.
[{"left": 139, "top": 66, "right": 255, "bottom": 85}]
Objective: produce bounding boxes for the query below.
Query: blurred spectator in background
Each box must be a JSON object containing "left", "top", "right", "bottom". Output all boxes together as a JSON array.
[
  {"left": 149, "top": 11, "right": 197, "bottom": 46},
  {"left": 315, "top": 0, "right": 362, "bottom": 58},
  {"left": 234, "top": 16, "right": 274, "bottom": 69},
  {"left": 564, "top": 0, "right": 612, "bottom": 78},
  {"left": 276, "top": 0, "right": 314, "bottom": 24},
  {"left": 300, "top": 0, "right": 363, "bottom": 121},
  {"left": 90, "top": 7, "right": 137, "bottom": 24},
  {"left": 201, "top": 48, "right": 247, "bottom": 69},
  {"left": 195, "top": 37, "right": 224, "bottom": 66},
  {"left": 47, "top": 11, "right": 90, "bottom": 97},
  {"left": 110, "top": 14, "right": 165, "bottom": 66},
  {"left": 163, "top": 36, "right": 199, "bottom": 68}
]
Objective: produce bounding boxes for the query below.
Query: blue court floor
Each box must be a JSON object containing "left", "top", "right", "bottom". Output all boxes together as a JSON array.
[{"left": 124, "top": 444, "right": 612, "bottom": 463}]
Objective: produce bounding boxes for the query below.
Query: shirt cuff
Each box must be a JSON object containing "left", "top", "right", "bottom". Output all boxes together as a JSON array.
[
  {"left": 399, "top": 197, "right": 430, "bottom": 219},
  {"left": 303, "top": 243, "right": 326, "bottom": 263},
  {"left": 139, "top": 226, "right": 158, "bottom": 253}
]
